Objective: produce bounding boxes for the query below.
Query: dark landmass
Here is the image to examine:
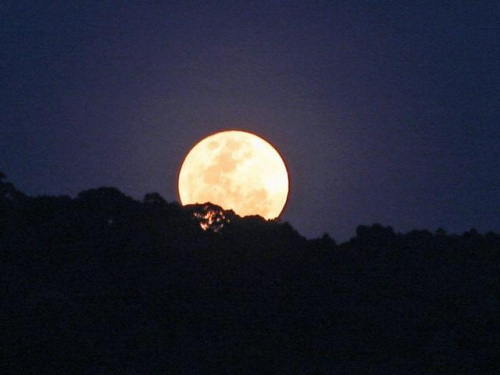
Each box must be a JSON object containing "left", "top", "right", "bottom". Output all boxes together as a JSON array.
[{"left": 1, "top": 172, "right": 499, "bottom": 374}]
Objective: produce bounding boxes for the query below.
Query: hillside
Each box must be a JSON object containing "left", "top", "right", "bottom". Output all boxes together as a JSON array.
[{"left": 1, "top": 173, "right": 499, "bottom": 374}]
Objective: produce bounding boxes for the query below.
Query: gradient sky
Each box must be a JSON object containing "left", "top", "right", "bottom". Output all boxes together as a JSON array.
[{"left": 2, "top": 1, "right": 499, "bottom": 241}]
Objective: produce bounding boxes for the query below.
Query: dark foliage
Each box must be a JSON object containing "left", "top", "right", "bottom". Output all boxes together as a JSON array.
[{"left": 1, "top": 172, "right": 499, "bottom": 374}]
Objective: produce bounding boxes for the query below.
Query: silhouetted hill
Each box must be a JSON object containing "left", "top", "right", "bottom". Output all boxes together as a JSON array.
[{"left": 1, "top": 172, "right": 499, "bottom": 374}]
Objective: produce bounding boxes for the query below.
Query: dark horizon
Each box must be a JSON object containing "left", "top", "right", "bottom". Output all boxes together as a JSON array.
[
  {"left": 2, "top": 170, "right": 499, "bottom": 374},
  {"left": 1, "top": 170, "right": 498, "bottom": 242}
]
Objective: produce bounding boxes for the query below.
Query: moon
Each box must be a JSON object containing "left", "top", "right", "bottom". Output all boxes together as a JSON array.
[{"left": 178, "top": 130, "right": 289, "bottom": 219}]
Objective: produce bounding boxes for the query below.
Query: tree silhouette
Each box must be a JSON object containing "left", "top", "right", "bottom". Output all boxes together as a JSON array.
[{"left": 0, "top": 173, "right": 499, "bottom": 374}]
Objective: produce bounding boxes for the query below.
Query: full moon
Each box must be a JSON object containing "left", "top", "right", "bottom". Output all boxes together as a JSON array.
[{"left": 178, "top": 130, "right": 289, "bottom": 219}]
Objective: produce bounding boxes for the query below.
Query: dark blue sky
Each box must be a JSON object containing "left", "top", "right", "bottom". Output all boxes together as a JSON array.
[{"left": 2, "top": 1, "right": 499, "bottom": 240}]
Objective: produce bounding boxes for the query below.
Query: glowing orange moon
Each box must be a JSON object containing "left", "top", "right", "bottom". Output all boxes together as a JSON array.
[{"left": 178, "top": 130, "right": 289, "bottom": 219}]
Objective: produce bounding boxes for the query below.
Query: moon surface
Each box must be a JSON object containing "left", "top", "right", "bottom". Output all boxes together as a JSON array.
[{"left": 178, "top": 130, "right": 289, "bottom": 219}]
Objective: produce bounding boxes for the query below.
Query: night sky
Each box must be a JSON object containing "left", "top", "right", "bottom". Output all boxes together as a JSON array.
[{"left": 2, "top": 1, "right": 499, "bottom": 241}]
